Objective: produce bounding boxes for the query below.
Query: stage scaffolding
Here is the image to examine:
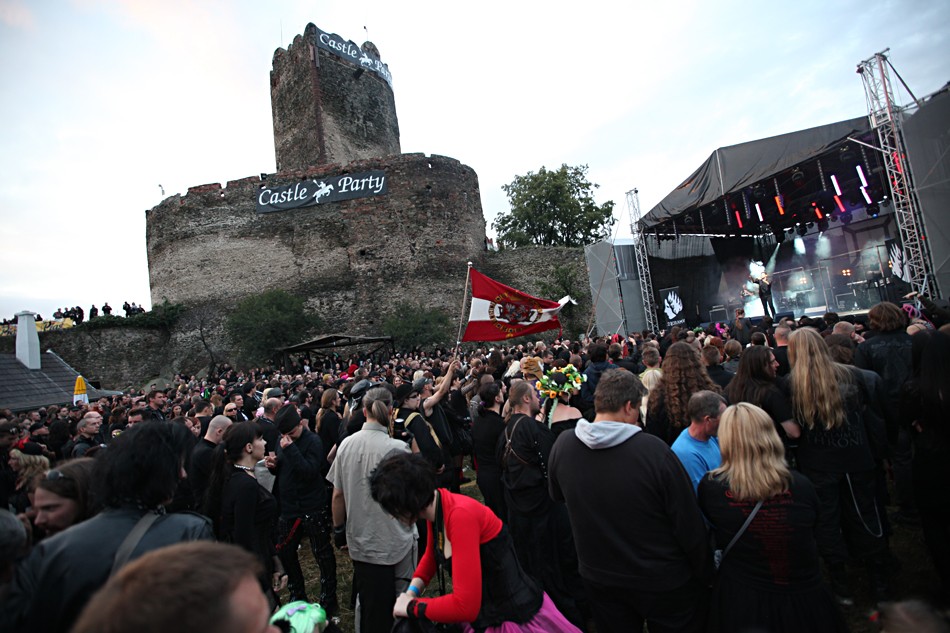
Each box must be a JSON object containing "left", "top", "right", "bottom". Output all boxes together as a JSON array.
[
  {"left": 629, "top": 188, "right": 659, "bottom": 333},
  {"left": 858, "top": 50, "right": 938, "bottom": 298}
]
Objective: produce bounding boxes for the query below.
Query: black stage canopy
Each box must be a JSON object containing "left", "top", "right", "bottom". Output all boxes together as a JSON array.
[
  {"left": 280, "top": 333, "right": 394, "bottom": 357},
  {"left": 641, "top": 116, "right": 884, "bottom": 236}
]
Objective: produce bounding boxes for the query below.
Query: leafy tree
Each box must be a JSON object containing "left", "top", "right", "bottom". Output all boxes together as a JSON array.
[
  {"left": 493, "top": 164, "right": 615, "bottom": 248},
  {"left": 226, "top": 290, "right": 321, "bottom": 364},
  {"left": 383, "top": 302, "right": 452, "bottom": 351}
]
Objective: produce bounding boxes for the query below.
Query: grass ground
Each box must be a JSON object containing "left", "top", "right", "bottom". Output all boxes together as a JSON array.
[{"left": 288, "top": 463, "right": 942, "bottom": 633}]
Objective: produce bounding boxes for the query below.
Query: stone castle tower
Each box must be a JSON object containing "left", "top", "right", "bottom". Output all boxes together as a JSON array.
[
  {"left": 271, "top": 24, "right": 401, "bottom": 171},
  {"left": 146, "top": 23, "right": 486, "bottom": 336}
]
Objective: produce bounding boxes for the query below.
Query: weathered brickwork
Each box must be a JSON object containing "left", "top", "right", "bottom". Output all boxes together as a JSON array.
[{"left": 271, "top": 23, "right": 400, "bottom": 171}]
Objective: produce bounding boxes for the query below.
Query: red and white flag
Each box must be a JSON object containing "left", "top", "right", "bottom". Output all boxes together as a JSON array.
[{"left": 462, "top": 269, "right": 573, "bottom": 342}]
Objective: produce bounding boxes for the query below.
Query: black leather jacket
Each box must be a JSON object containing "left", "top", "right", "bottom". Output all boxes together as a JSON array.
[
  {"left": 2, "top": 507, "right": 213, "bottom": 633},
  {"left": 276, "top": 428, "right": 326, "bottom": 518}
]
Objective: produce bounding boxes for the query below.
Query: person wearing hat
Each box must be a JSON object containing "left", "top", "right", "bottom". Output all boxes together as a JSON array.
[{"left": 273, "top": 405, "right": 338, "bottom": 614}]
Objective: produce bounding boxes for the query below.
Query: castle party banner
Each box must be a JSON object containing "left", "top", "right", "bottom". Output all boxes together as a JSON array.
[
  {"left": 314, "top": 26, "right": 393, "bottom": 87},
  {"left": 257, "top": 170, "right": 388, "bottom": 214}
]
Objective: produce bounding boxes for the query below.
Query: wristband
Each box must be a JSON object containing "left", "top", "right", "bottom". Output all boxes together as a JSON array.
[{"left": 407, "top": 585, "right": 421, "bottom": 596}]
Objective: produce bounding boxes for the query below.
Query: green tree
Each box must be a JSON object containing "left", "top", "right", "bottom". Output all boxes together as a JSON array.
[
  {"left": 493, "top": 164, "right": 615, "bottom": 248},
  {"left": 383, "top": 302, "right": 452, "bottom": 350},
  {"left": 226, "top": 290, "right": 321, "bottom": 364}
]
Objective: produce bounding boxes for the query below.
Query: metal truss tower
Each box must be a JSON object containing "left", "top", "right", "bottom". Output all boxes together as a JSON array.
[
  {"left": 628, "top": 188, "right": 659, "bottom": 333},
  {"left": 857, "top": 49, "right": 937, "bottom": 297}
]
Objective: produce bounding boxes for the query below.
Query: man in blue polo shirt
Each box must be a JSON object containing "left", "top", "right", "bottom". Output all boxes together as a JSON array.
[{"left": 672, "top": 391, "right": 726, "bottom": 492}]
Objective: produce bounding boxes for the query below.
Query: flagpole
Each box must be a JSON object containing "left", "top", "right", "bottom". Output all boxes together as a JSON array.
[{"left": 453, "top": 262, "right": 473, "bottom": 357}]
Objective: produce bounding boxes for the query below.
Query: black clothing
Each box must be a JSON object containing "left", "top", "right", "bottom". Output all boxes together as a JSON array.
[
  {"left": 144, "top": 405, "right": 165, "bottom": 422},
  {"left": 757, "top": 279, "right": 776, "bottom": 318},
  {"left": 275, "top": 429, "right": 335, "bottom": 608},
  {"left": 219, "top": 469, "right": 279, "bottom": 588},
  {"left": 188, "top": 438, "right": 217, "bottom": 506},
  {"left": 499, "top": 414, "right": 555, "bottom": 516},
  {"left": 549, "top": 430, "right": 711, "bottom": 590},
  {"left": 580, "top": 360, "right": 612, "bottom": 410},
  {"left": 854, "top": 330, "right": 913, "bottom": 436},
  {"left": 396, "top": 406, "right": 445, "bottom": 471},
  {"left": 795, "top": 369, "right": 879, "bottom": 474},
  {"left": 316, "top": 409, "right": 342, "bottom": 454},
  {"left": 732, "top": 318, "right": 753, "bottom": 346},
  {"left": 1, "top": 507, "right": 212, "bottom": 633},
  {"left": 698, "top": 472, "right": 846, "bottom": 633},
  {"left": 644, "top": 395, "right": 681, "bottom": 447},
  {"left": 275, "top": 428, "right": 326, "bottom": 520},
  {"left": 468, "top": 525, "right": 544, "bottom": 630},
  {"left": 705, "top": 364, "right": 734, "bottom": 391},
  {"left": 773, "top": 345, "right": 790, "bottom": 377},
  {"left": 498, "top": 413, "right": 585, "bottom": 625},
  {"left": 257, "top": 417, "right": 280, "bottom": 455},
  {"left": 472, "top": 407, "right": 508, "bottom": 521}
]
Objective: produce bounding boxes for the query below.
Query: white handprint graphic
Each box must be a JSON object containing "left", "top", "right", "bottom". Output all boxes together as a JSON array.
[
  {"left": 889, "top": 243, "right": 909, "bottom": 282},
  {"left": 664, "top": 291, "right": 683, "bottom": 320}
]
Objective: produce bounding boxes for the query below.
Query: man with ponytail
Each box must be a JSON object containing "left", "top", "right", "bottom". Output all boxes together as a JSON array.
[{"left": 327, "top": 386, "right": 415, "bottom": 633}]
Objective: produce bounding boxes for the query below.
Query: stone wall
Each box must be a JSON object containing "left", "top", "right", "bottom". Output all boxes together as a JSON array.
[
  {"left": 270, "top": 24, "right": 400, "bottom": 172},
  {"left": 148, "top": 153, "right": 487, "bottom": 333},
  {"left": 0, "top": 247, "right": 592, "bottom": 387},
  {"left": 481, "top": 247, "right": 593, "bottom": 340}
]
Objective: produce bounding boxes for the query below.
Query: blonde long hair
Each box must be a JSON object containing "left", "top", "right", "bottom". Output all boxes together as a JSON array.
[
  {"left": 788, "top": 328, "right": 850, "bottom": 429},
  {"left": 710, "top": 403, "right": 790, "bottom": 501}
]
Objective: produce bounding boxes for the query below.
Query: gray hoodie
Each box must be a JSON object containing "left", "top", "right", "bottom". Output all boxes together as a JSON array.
[{"left": 574, "top": 418, "right": 640, "bottom": 449}]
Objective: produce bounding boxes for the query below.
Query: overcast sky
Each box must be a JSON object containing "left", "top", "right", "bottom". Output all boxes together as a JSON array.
[{"left": 1, "top": 0, "right": 947, "bottom": 319}]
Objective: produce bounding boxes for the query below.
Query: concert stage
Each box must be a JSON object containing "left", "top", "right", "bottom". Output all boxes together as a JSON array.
[{"left": 586, "top": 84, "right": 949, "bottom": 336}]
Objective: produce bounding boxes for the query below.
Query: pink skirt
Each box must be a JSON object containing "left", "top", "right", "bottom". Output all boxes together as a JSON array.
[{"left": 462, "top": 592, "right": 582, "bottom": 633}]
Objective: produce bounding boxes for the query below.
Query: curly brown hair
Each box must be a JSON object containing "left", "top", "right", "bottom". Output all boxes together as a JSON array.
[{"left": 648, "top": 342, "right": 720, "bottom": 433}]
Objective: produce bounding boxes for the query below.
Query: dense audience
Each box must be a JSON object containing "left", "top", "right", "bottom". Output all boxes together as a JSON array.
[{"left": 1, "top": 297, "right": 949, "bottom": 632}]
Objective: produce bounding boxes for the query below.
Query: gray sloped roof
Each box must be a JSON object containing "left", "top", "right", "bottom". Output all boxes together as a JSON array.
[{"left": 0, "top": 351, "right": 121, "bottom": 412}]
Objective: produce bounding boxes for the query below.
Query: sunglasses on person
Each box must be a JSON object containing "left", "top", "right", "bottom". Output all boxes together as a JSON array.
[{"left": 224, "top": 407, "right": 237, "bottom": 413}]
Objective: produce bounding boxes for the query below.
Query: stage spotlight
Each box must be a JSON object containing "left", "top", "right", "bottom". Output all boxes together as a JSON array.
[
  {"left": 867, "top": 203, "right": 880, "bottom": 218},
  {"left": 840, "top": 210, "right": 853, "bottom": 225},
  {"left": 791, "top": 169, "right": 806, "bottom": 187},
  {"left": 839, "top": 146, "right": 857, "bottom": 164},
  {"left": 797, "top": 224, "right": 808, "bottom": 237},
  {"left": 817, "top": 218, "right": 830, "bottom": 232},
  {"left": 753, "top": 183, "right": 767, "bottom": 200}
]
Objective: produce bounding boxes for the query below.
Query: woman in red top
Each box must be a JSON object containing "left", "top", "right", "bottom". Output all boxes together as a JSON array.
[{"left": 370, "top": 452, "right": 581, "bottom": 632}]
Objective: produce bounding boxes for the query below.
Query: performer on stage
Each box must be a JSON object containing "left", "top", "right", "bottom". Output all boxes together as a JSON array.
[{"left": 751, "top": 272, "right": 776, "bottom": 318}]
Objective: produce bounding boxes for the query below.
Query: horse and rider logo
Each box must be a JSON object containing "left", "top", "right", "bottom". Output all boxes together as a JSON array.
[{"left": 311, "top": 181, "right": 334, "bottom": 203}]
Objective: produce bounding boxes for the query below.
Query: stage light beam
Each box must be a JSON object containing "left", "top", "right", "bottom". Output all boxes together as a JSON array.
[
  {"left": 830, "top": 175, "right": 842, "bottom": 196},
  {"left": 857, "top": 165, "right": 868, "bottom": 187},
  {"left": 755, "top": 203, "right": 764, "bottom": 222},
  {"left": 834, "top": 195, "right": 846, "bottom": 213},
  {"left": 861, "top": 187, "right": 873, "bottom": 204},
  {"left": 774, "top": 195, "right": 785, "bottom": 215}
]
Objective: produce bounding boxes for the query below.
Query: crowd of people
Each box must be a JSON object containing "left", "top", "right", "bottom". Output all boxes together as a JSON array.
[
  {"left": 1, "top": 297, "right": 949, "bottom": 632},
  {"left": 1, "top": 301, "right": 147, "bottom": 328}
]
